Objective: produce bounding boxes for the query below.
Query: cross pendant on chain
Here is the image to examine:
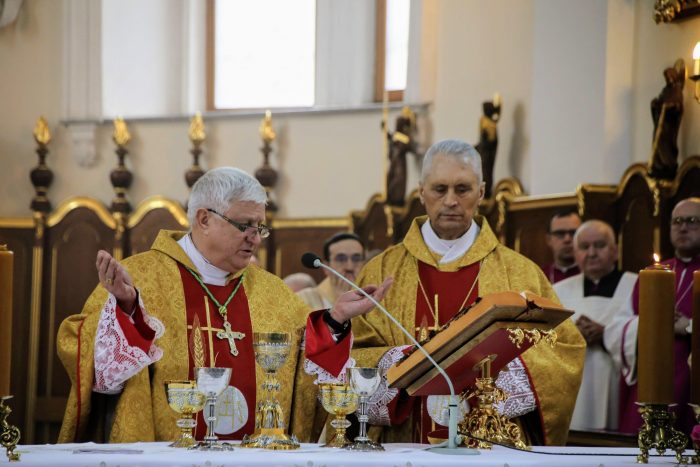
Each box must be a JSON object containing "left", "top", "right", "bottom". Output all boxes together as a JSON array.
[{"left": 216, "top": 320, "right": 246, "bottom": 356}]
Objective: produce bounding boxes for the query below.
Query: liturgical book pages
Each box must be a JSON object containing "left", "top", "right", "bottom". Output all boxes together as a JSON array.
[{"left": 387, "top": 291, "right": 573, "bottom": 396}]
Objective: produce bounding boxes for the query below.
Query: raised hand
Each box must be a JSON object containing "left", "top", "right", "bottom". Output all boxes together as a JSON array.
[
  {"left": 329, "top": 277, "right": 394, "bottom": 323},
  {"left": 96, "top": 250, "right": 137, "bottom": 313}
]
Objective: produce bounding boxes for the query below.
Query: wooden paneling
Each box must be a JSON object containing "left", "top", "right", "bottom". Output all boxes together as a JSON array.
[{"left": 0, "top": 223, "right": 33, "bottom": 433}]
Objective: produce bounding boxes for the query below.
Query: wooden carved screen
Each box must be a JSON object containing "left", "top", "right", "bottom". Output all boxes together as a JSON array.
[{"left": 28, "top": 198, "right": 116, "bottom": 443}]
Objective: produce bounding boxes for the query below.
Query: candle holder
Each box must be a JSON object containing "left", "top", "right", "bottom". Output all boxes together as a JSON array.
[
  {"left": 0, "top": 396, "right": 20, "bottom": 462},
  {"left": 688, "top": 403, "right": 700, "bottom": 464},
  {"left": 636, "top": 403, "right": 688, "bottom": 464}
]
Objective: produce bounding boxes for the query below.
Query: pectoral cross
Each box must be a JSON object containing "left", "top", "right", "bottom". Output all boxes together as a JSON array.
[{"left": 217, "top": 320, "right": 245, "bottom": 356}]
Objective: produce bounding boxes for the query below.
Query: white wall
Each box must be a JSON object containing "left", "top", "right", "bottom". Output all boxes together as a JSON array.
[{"left": 2, "top": 0, "right": 700, "bottom": 220}]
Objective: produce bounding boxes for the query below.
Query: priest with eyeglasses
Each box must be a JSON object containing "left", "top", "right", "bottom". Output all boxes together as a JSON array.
[{"left": 57, "top": 167, "right": 390, "bottom": 444}]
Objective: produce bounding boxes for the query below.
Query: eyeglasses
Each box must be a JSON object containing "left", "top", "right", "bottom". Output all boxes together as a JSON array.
[
  {"left": 549, "top": 229, "right": 577, "bottom": 239},
  {"left": 331, "top": 254, "right": 365, "bottom": 265},
  {"left": 207, "top": 209, "right": 271, "bottom": 238},
  {"left": 671, "top": 216, "right": 700, "bottom": 228}
]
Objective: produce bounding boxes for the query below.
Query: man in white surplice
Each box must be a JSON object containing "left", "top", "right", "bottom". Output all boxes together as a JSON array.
[{"left": 554, "top": 220, "right": 636, "bottom": 431}]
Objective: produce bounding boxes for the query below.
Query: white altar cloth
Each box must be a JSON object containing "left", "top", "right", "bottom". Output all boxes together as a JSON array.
[{"left": 2, "top": 442, "right": 693, "bottom": 467}]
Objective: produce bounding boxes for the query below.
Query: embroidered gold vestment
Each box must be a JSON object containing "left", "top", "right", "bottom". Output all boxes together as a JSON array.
[
  {"left": 353, "top": 216, "right": 586, "bottom": 445},
  {"left": 57, "top": 230, "right": 318, "bottom": 443}
]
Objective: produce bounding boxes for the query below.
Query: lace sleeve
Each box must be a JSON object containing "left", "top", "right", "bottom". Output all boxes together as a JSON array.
[
  {"left": 494, "top": 357, "right": 536, "bottom": 418},
  {"left": 366, "top": 345, "right": 412, "bottom": 426},
  {"left": 93, "top": 293, "right": 164, "bottom": 394}
]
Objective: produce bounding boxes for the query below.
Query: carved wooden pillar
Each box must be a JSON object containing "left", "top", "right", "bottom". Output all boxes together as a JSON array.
[
  {"left": 25, "top": 117, "right": 53, "bottom": 443},
  {"left": 110, "top": 118, "right": 132, "bottom": 260},
  {"left": 255, "top": 111, "right": 278, "bottom": 271},
  {"left": 185, "top": 112, "right": 206, "bottom": 194}
]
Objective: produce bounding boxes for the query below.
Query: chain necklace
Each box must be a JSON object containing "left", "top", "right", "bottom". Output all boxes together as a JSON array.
[
  {"left": 416, "top": 259, "right": 483, "bottom": 327},
  {"left": 185, "top": 266, "right": 245, "bottom": 319}
]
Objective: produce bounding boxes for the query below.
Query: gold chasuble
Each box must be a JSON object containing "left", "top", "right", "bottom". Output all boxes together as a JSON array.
[
  {"left": 353, "top": 216, "right": 585, "bottom": 445},
  {"left": 57, "top": 230, "right": 319, "bottom": 443}
]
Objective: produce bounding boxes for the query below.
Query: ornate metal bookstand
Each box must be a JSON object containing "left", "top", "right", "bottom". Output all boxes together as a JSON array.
[
  {"left": 636, "top": 403, "right": 688, "bottom": 464},
  {"left": 1, "top": 396, "right": 21, "bottom": 461},
  {"left": 459, "top": 355, "right": 528, "bottom": 450}
]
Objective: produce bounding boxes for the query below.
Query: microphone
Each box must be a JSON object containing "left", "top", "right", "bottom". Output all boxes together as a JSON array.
[{"left": 301, "top": 252, "right": 463, "bottom": 451}]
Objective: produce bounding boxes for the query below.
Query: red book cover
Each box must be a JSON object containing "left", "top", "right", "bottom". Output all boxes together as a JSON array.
[{"left": 387, "top": 291, "right": 572, "bottom": 396}]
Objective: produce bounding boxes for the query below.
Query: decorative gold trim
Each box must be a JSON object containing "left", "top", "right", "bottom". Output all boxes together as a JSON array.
[
  {"left": 492, "top": 177, "right": 524, "bottom": 197},
  {"left": 270, "top": 218, "right": 349, "bottom": 229},
  {"left": 46, "top": 247, "right": 58, "bottom": 400},
  {"left": 25, "top": 225, "right": 45, "bottom": 443},
  {"left": 505, "top": 193, "right": 577, "bottom": 211},
  {"left": 0, "top": 218, "right": 34, "bottom": 228},
  {"left": 660, "top": 155, "right": 700, "bottom": 198},
  {"left": 47, "top": 197, "right": 115, "bottom": 229},
  {"left": 127, "top": 196, "right": 189, "bottom": 229}
]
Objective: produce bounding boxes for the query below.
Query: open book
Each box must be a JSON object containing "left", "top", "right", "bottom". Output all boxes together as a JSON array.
[{"left": 387, "top": 291, "right": 573, "bottom": 396}]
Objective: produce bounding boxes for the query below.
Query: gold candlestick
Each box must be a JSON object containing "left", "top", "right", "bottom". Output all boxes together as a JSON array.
[
  {"left": 636, "top": 403, "right": 688, "bottom": 464},
  {"left": 0, "top": 396, "right": 20, "bottom": 462}
]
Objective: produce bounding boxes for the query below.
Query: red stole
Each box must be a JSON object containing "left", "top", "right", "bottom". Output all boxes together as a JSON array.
[
  {"left": 177, "top": 264, "right": 257, "bottom": 440},
  {"left": 413, "top": 261, "right": 480, "bottom": 443}
]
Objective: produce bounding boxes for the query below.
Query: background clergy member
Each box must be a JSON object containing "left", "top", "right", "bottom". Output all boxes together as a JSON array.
[
  {"left": 297, "top": 232, "right": 366, "bottom": 309},
  {"left": 542, "top": 209, "right": 582, "bottom": 284},
  {"left": 57, "top": 167, "right": 389, "bottom": 444},
  {"left": 554, "top": 220, "right": 636, "bottom": 431},
  {"left": 604, "top": 197, "right": 700, "bottom": 434},
  {"left": 306, "top": 139, "right": 586, "bottom": 445}
]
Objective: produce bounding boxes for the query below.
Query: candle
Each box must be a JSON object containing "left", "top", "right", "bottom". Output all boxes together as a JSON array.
[
  {"left": 0, "top": 245, "right": 13, "bottom": 396},
  {"left": 693, "top": 42, "right": 700, "bottom": 77},
  {"left": 692, "top": 270, "right": 700, "bottom": 404},
  {"left": 637, "top": 260, "right": 675, "bottom": 404}
]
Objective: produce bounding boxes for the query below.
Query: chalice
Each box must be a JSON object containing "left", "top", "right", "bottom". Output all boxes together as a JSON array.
[
  {"left": 193, "top": 367, "right": 233, "bottom": 451},
  {"left": 240, "top": 332, "right": 300, "bottom": 450},
  {"left": 164, "top": 380, "right": 206, "bottom": 448},
  {"left": 345, "top": 367, "right": 384, "bottom": 451},
  {"left": 319, "top": 383, "right": 358, "bottom": 448}
]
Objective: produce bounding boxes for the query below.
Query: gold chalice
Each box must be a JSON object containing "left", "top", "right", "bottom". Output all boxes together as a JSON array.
[
  {"left": 319, "top": 383, "right": 358, "bottom": 448},
  {"left": 240, "top": 332, "right": 300, "bottom": 450},
  {"left": 164, "top": 380, "right": 206, "bottom": 448}
]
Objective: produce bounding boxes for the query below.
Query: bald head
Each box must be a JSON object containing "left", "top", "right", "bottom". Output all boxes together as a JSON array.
[
  {"left": 670, "top": 197, "right": 700, "bottom": 259},
  {"left": 574, "top": 220, "right": 618, "bottom": 281}
]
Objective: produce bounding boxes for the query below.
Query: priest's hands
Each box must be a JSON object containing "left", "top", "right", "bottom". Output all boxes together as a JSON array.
[
  {"left": 576, "top": 315, "right": 604, "bottom": 346},
  {"left": 329, "top": 277, "right": 394, "bottom": 324},
  {"left": 96, "top": 250, "right": 137, "bottom": 313}
]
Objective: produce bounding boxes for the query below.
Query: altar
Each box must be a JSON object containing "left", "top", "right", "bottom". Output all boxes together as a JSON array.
[{"left": 2, "top": 442, "right": 693, "bottom": 467}]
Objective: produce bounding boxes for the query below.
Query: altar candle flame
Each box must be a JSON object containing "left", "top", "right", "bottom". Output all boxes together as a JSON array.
[{"left": 653, "top": 253, "right": 660, "bottom": 264}]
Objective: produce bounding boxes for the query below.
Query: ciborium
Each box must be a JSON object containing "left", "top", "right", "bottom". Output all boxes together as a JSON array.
[
  {"left": 319, "top": 383, "right": 358, "bottom": 448},
  {"left": 240, "top": 332, "right": 300, "bottom": 450},
  {"left": 345, "top": 367, "right": 384, "bottom": 451},
  {"left": 164, "top": 380, "right": 206, "bottom": 448},
  {"left": 193, "top": 367, "right": 233, "bottom": 451}
]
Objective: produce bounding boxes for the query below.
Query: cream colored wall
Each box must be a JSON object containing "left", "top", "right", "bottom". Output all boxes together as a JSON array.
[
  {"left": 2, "top": 0, "right": 700, "bottom": 219},
  {"left": 632, "top": 1, "right": 700, "bottom": 165}
]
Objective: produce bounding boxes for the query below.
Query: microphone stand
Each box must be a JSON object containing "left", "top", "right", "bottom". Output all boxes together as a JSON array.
[{"left": 315, "top": 259, "right": 470, "bottom": 453}]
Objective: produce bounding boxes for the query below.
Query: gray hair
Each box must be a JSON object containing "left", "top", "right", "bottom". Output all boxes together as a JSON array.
[
  {"left": 420, "top": 139, "right": 483, "bottom": 184},
  {"left": 573, "top": 219, "right": 616, "bottom": 248},
  {"left": 187, "top": 167, "right": 267, "bottom": 225}
]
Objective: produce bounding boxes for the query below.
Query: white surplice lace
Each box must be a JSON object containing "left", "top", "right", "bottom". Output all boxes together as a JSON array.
[{"left": 93, "top": 293, "right": 164, "bottom": 394}]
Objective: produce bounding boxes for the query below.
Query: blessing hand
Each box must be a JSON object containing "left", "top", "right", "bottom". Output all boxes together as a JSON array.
[
  {"left": 96, "top": 250, "right": 137, "bottom": 312},
  {"left": 329, "top": 277, "right": 394, "bottom": 323}
]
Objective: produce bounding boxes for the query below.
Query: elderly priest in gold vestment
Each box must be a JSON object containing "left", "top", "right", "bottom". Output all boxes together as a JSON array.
[
  {"left": 306, "top": 139, "right": 586, "bottom": 445},
  {"left": 57, "top": 167, "right": 389, "bottom": 443}
]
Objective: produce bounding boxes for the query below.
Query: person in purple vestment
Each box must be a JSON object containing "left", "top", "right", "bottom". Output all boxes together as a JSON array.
[
  {"left": 542, "top": 208, "right": 582, "bottom": 284},
  {"left": 604, "top": 197, "right": 700, "bottom": 434}
]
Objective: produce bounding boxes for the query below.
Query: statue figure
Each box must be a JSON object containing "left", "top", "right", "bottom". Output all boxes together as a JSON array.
[
  {"left": 386, "top": 107, "right": 418, "bottom": 206},
  {"left": 649, "top": 59, "right": 685, "bottom": 180},
  {"left": 475, "top": 94, "right": 501, "bottom": 198}
]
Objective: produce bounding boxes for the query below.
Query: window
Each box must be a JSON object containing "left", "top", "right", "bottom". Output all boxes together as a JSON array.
[
  {"left": 208, "top": 0, "right": 316, "bottom": 109},
  {"left": 375, "top": 0, "right": 411, "bottom": 102}
]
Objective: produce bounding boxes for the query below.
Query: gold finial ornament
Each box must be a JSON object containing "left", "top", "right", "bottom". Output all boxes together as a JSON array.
[
  {"left": 33, "top": 116, "right": 51, "bottom": 146},
  {"left": 189, "top": 112, "right": 206, "bottom": 147},
  {"left": 112, "top": 117, "right": 131, "bottom": 147},
  {"left": 259, "top": 110, "right": 276, "bottom": 144}
]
